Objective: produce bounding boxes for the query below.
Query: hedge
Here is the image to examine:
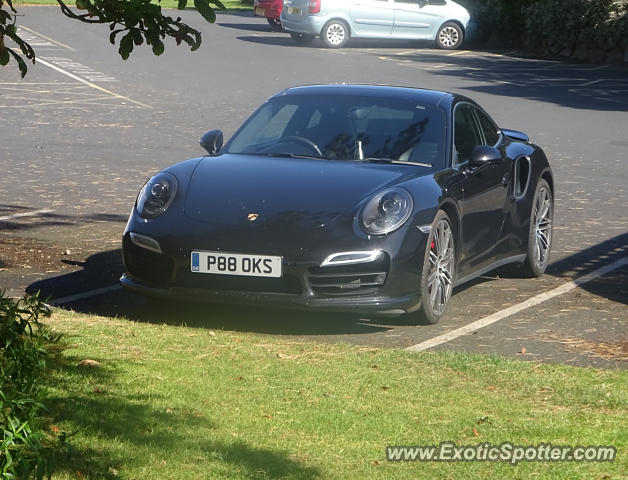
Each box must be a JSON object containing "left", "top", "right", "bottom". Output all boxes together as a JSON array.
[{"left": 459, "top": 0, "right": 628, "bottom": 60}]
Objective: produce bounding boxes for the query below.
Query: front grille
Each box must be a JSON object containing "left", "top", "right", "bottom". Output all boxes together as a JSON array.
[
  {"left": 122, "top": 235, "right": 174, "bottom": 286},
  {"left": 307, "top": 254, "right": 389, "bottom": 296},
  {"left": 176, "top": 270, "right": 302, "bottom": 295}
]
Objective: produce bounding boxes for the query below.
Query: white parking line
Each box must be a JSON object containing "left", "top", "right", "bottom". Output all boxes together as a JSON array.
[
  {"left": 406, "top": 256, "right": 628, "bottom": 352},
  {"left": 49, "top": 284, "right": 122, "bottom": 306},
  {"left": 447, "top": 50, "right": 470, "bottom": 56},
  {"left": 0, "top": 209, "right": 54, "bottom": 221},
  {"left": 18, "top": 26, "right": 75, "bottom": 50},
  {"left": 35, "top": 57, "right": 151, "bottom": 108}
]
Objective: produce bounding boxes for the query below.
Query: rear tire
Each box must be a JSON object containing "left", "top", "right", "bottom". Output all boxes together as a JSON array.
[
  {"left": 436, "top": 22, "right": 463, "bottom": 50},
  {"left": 321, "top": 19, "right": 349, "bottom": 48},
  {"left": 521, "top": 179, "right": 553, "bottom": 277},
  {"left": 267, "top": 18, "right": 283, "bottom": 32},
  {"left": 290, "top": 32, "right": 315, "bottom": 44}
]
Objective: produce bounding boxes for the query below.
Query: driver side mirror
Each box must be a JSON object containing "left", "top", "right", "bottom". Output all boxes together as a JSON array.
[
  {"left": 200, "top": 129, "right": 223, "bottom": 155},
  {"left": 468, "top": 145, "right": 502, "bottom": 168}
]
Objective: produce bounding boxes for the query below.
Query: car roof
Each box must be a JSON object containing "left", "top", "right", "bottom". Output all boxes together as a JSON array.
[{"left": 275, "top": 84, "right": 456, "bottom": 108}]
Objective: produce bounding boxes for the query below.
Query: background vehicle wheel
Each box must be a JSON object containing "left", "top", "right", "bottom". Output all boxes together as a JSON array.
[
  {"left": 321, "top": 20, "right": 349, "bottom": 48},
  {"left": 290, "top": 32, "right": 315, "bottom": 44},
  {"left": 267, "top": 18, "right": 283, "bottom": 32},
  {"left": 412, "top": 210, "right": 456, "bottom": 325},
  {"left": 436, "top": 22, "right": 463, "bottom": 50},
  {"left": 522, "top": 179, "right": 553, "bottom": 277}
]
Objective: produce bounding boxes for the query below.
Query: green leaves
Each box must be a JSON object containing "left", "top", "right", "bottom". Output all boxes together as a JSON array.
[
  {"left": 75, "top": 0, "right": 90, "bottom": 10},
  {"left": 0, "top": 48, "right": 9, "bottom": 66},
  {"left": 119, "top": 31, "right": 134, "bottom": 60},
  {"left": 194, "top": 0, "right": 216, "bottom": 23},
  {"left": 1, "top": 0, "right": 217, "bottom": 77},
  {"left": 152, "top": 38, "right": 164, "bottom": 56},
  {"left": 1, "top": 292, "right": 57, "bottom": 478}
]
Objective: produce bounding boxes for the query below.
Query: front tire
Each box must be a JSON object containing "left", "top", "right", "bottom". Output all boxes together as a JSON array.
[
  {"left": 414, "top": 210, "right": 457, "bottom": 325},
  {"left": 321, "top": 19, "right": 349, "bottom": 48},
  {"left": 436, "top": 22, "right": 463, "bottom": 50},
  {"left": 290, "top": 32, "right": 315, "bottom": 44},
  {"left": 522, "top": 179, "right": 553, "bottom": 277}
]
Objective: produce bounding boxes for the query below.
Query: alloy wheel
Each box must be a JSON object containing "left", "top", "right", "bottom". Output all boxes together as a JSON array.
[
  {"left": 533, "top": 186, "right": 552, "bottom": 269},
  {"left": 326, "top": 23, "right": 346, "bottom": 47},
  {"left": 426, "top": 218, "right": 455, "bottom": 316},
  {"left": 438, "top": 26, "right": 459, "bottom": 48}
]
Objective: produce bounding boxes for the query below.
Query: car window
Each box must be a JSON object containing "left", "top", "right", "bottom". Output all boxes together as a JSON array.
[
  {"left": 474, "top": 107, "right": 500, "bottom": 146},
  {"left": 453, "top": 103, "right": 482, "bottom": 165},
  {"left": 229, "top": 103, "right": 299, "bottom": 150},
  {"left": 225, "top": 94, "right": 446, "bottom": 168}
]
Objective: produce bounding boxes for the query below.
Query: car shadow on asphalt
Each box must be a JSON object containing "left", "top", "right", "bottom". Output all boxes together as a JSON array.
[
  {"left": 218, "top": 22, "right": 274, "bottom": 33},
  {"left": 25, "top": 249, "right": 396, "bottom": 336},
  {"left": 236, "top": 34, "right": 431, "bottom": 50},
  {"left": 26, "top": 232, "right": 627, "bottom": 333},
  {"left": 233, "top": 27, "right": 628, "bottom": 112},
  {"left": 374, "top": 51, "right": 628, "bottom": 112}
]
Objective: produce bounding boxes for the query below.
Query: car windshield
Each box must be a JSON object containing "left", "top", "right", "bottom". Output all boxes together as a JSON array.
[{"left": 224, "top": 94, "right": 446, "bottom": 167}]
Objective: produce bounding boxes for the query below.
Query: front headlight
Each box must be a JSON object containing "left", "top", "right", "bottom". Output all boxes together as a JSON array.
[
  {"left": 136, "top": 172, "right": 178, "bottom": 219},
  {"left": 360, "top": 187, "right": 413, "bottom": 235}
]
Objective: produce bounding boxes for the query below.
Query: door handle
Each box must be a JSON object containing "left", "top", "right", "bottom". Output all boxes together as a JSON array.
[{"left": 501, "top": 172, "right": 511, "bottom": 186}]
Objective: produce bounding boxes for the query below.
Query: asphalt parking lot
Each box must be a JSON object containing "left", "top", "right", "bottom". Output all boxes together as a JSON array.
[{"left": 1, "top": 8, "right": 627, "bottom": 369}]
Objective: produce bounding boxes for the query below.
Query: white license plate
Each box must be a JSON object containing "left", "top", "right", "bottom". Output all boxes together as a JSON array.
[
  {"left": 287, "top": 6, "right": 301, "bottom": 14},
  {"left": 255, "top": 7, "right": 265, "bottom": 16},
  {"left": 191, "top": 251, "right": 282, "bottom": 278}
]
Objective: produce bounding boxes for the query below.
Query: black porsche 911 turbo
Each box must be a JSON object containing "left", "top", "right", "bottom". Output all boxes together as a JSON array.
[{"left": 121, "top": 84, "right": 553, "bottom": 324}]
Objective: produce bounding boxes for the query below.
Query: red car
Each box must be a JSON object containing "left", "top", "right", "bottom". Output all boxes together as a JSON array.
[{"left": 253, "top": 0, "right": 283, "bottom": 31}]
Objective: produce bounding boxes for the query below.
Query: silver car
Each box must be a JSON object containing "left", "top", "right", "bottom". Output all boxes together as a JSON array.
[{"left": 281, "top": 0, "right": 473, "bottom": 49}]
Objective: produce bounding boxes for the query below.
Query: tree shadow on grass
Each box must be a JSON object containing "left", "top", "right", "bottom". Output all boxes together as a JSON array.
[{"left": 45, "top": 351, "right": 322, "bottom": 479}]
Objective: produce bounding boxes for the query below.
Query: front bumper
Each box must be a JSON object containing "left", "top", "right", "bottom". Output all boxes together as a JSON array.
[
  {"left": 120, "top": 273, "right": 419, "bottom": 316},
  {"left": 120, "top": 211, "right": 427, "bottom": 316}
]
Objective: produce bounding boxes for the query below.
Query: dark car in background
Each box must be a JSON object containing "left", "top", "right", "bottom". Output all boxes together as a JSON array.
[{"left": 121, "top": 85, "right": 553, "bottom": 324}]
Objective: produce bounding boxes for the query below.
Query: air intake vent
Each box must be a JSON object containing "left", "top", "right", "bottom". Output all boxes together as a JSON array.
[{"left": 308, "top": 254, "right": 389, "bottom": 296}]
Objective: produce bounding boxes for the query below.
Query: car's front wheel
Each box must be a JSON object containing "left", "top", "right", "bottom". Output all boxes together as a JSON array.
[
  {"left": 522, "top": 179, "right": 553, "bottom": 277},
  {"left": 436, "top": 22, "right": 463, "bottom": 50},
  {"left": 415, "top": 210, "right": 457, "bottom": 324},
  {"left": 321, "top": 20, "right": 349, "bottom": 48},
  {"left": 290, "top": 32, "right": 315, "bottom": 44}
]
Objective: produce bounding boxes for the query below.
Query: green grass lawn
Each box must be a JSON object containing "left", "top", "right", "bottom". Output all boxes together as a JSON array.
[
  {"left": 42, "top": 309, "right": 627, "bottom": 479},
  {"left": 18, "top": 0, "right": 252, "bottom": 11}
]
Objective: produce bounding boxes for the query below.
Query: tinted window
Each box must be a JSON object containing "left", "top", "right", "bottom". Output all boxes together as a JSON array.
[
  {"left": 226, "top": 94, "right": 446, "bottom": 167},
  {"left": 474, "top": 108, "right": 500, "bottom": 146},
  {"left": 453, "top": 103, "right": 482, "bottom": 164}
]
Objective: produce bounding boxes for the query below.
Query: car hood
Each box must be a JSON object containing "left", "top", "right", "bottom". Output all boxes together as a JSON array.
[{"left": 184, "top": 153, "right": 418, "bottom": 228}]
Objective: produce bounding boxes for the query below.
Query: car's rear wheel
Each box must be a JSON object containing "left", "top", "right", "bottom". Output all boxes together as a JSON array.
[
  {"left": 321, "top": 19, "right": 349, "bottom": 48},
  {"left": 267, "top": 18, "right": 283, "bottom": 32},
  {"left": 436, "top": 22, "right": 463, "bottom": 50},
  {"left": 522, "top": 179, "right": 553, "bottom": 277},
  {"left": 409, "top": 210, "right": 456, "bottom": 325},
  {"left": 290, "top": 32, "right": 315, "bottom": 44}
]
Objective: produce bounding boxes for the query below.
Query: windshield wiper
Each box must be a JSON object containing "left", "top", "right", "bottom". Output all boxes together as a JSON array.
[
  {"left": 251, "top": 152, "right": 322, "bottom": 160},
  {"left": 361, "top": 157, "right": 432, "bottom": 167}
]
